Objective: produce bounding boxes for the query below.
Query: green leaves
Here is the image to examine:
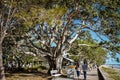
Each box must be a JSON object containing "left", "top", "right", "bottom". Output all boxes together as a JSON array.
[
  {"left": 15, "top": 3, "right": 68, "bottom": 28},
  {"left": 69, "top": 31, "right": 108, "bottom": 65}
]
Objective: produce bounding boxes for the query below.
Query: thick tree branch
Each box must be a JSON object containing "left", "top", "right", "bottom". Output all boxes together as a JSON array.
[
  {"left": 69, "top": 33, "right": 79, "bottom": 44},
  {"left": 29, "top": 40, "right": 52, "bottom": 56}
]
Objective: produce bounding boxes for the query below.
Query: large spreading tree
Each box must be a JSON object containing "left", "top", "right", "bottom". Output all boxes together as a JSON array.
[
  {"left": 0, "top": 0, "right": 120, "bottom": 79},
  {"left": 19, "top": 0, "right": 120, "bottom": 74},
  {"left": 15, "top": 0, "right": 120, "bottom": 74}
]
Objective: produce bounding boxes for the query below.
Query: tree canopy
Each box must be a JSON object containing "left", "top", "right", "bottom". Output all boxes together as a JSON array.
[{"left": 0, "top": 0, "right": 120, "bottom": 79}]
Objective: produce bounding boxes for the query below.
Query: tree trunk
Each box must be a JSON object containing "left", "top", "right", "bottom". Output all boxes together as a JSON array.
[
  {"left": 56, "top": 55, "right": 63, "bottom": 73},
  {"left": 46, "top": 55, "right": 63, "bottom": 75},
  {"left": 47, "top": 58, "right": 56, "bottom": 75},
  {"left": 0, "top": 44, "right": 5, "bottom": 80}
]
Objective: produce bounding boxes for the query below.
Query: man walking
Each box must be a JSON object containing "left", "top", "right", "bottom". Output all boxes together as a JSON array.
[{"left": 82, "top": 61, "right": 88, "bottom": 80}]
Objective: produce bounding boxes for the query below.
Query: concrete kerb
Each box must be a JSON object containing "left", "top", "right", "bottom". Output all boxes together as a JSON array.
[{"left": 98, "top": 65, "right": 111, "bottom": 80}]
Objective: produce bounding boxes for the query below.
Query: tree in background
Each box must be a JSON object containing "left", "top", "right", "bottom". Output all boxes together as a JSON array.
[
  {"left": 0, "top": 0, "right": 38, "bottom": 79},
  {"left": 0, "top": 0, "right": 19, "bottom": 79}
]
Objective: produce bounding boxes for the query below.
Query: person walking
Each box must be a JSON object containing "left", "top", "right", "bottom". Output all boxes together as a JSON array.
[
  {"left": 75, "top": 62, "right": 81, "bottom": 80},
  {"left": 82, "top": 61, "right": 88, "bottom": 80}
]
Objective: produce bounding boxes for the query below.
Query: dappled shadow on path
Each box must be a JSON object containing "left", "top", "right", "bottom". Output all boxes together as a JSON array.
[{"left": 5, "top": 70, "right": 49, "bottom": 79}]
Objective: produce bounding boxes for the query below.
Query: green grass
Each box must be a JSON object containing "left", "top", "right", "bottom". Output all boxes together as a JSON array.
[{"left": 102, "top": 67, "right": 120, "bottom": 80}]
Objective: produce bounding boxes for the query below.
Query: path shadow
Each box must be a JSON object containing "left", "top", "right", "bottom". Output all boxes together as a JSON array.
[
  {"left": 5, "top": 73, "right": 13, "bottom": 77},
  {"left": 5, "top": 71, "right": 49, "bottom": 79},
  {"left": 87, "top": 73, "right": 97, "bottom": 76},
  {"left": 74, "top": 78, "right": 83, "bottom": 80}
]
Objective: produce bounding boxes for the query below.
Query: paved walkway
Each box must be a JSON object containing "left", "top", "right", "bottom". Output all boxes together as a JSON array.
[
  {"left": 83, "top": 69, "right": 98, "bottom": 80},
  {"left": 52, "top": 69, "right": 98, "bottom": 80}
]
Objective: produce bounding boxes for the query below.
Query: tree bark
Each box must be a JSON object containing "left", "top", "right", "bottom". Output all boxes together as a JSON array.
[
  {"left": 56, "top": 55, "right": 63, "bottom": 73},
  {"left": 47, "top": 57, "right": 56, "bottom": 75},
  {"left": 46, "top": 55, "right": 63, "bottom": 75},
  {"left": 0, "top": 44, "right": 5, "bottom": 80}
]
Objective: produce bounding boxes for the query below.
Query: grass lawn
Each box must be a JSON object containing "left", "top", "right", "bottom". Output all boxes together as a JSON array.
[
  {"left": 5, "top": 70, "right": 50, "bottom": 80},
  {"left": 102, "top": 67, "right": 120, "bottom": 80}
]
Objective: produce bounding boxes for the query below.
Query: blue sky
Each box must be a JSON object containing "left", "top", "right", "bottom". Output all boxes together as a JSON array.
[
  {"left": 106, "top": 53, "right": 120, "bottom": 64},
  {"left": 90, "top": 30, "right": 109, "bottom": 42}
]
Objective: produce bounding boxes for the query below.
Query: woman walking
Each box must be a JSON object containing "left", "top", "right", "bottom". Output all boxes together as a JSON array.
[{"left": 75, "top": 62, "right": 81, "bottom": 80}]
